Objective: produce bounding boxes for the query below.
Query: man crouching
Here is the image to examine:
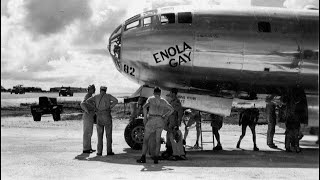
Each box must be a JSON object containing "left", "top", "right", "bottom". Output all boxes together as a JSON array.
[{"left": 136, "top": 87, "right": 174, "bottom": 164}]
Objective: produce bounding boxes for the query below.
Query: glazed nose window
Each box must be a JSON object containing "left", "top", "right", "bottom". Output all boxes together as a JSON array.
[{"left": 109, "top": 25, "right": 122, "bottom": 70}]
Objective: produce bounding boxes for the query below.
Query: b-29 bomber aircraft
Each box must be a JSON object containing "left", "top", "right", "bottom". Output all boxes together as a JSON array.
[{"left": 108, "top": 5, "right": 318, "bottom": 149}]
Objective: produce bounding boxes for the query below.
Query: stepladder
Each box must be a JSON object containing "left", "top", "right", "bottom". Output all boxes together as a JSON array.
[{"left": 199, "top": 119, "right": 215, "bottom": 150}]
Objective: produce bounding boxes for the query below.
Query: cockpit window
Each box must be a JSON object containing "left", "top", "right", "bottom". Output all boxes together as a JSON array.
[
  {"left": 143, "top": 16, "right": 152, "bottom": 27},
  {"left": 178, "top": 12, "right": 192, "bottom": 24},
  {"left": 125, "top": 20, "right": 140, "bottom": 31},
  {"left": 161, "top": 13, "right": 175, "bottom": 25}
]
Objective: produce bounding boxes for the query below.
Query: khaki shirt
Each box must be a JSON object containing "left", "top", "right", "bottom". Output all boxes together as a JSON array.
[
  {"left": 168, "top": 96, "right": 183, "bottom": 124},
  {"left": 86, "top": 93, "right": 118, "bottom": 111},
  {"left": 80, "top": 93, "right": 95, "bottom": 112},
  {"left": 189, "top": 110, "right": 201, "bottom": 121},
  {"left": 145, "top": 96, "right": 173, "bottom": 115}
]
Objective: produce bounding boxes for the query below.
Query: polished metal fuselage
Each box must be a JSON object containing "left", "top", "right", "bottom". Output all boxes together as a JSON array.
[{"left": 109, "top": 6, "right": 319, "bottom": 96}]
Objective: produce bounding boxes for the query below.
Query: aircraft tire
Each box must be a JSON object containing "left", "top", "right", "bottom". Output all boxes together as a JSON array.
[
  {"left": 33, "top": 113, "right": 41, "bottom": 121},
  {"left": 124, "top": 118, "right": 144, "bottom": 150},
  {"left": 52, "top": 111, "right": 61, "bottom": 121}
]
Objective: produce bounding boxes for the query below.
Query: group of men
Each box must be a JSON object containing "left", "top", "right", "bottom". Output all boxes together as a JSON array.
[
  {"left": 136, "top": 87, "right": 227, "bottom": 164},
  {"left": 80, "top": 85, "right": 118, "bottom": 156},
  {"left": 79, "top": 85, "right": 305, "bottom": 164}
]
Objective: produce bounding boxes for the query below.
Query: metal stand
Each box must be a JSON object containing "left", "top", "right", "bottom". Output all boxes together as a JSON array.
[{"left": 200, "top": 119, "right": 214, "bottom": 150}]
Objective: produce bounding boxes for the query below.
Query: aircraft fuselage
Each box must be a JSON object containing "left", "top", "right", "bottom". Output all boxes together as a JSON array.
[{"left": 109, "top": 6, "right": 318, "bottom": 96}]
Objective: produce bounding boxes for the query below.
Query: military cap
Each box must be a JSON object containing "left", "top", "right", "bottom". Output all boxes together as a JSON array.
[{"left": 100, "top": 86, "right": 107, "bottom": 90}]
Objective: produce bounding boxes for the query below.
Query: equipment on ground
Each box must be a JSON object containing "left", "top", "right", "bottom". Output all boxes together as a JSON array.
[
  {"left": 11, "top": 85, "right": 25, "bottom": 94},
  {"left": 59, "top": 87, "right": 73, "bottom": 96},
  {"left": 30, "top": 97, "right": 63, "bottom": 121}
]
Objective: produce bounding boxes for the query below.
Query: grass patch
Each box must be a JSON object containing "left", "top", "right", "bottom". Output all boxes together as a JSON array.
[{"left": 2, "top": 101, "right": 268, "bottom": 125}]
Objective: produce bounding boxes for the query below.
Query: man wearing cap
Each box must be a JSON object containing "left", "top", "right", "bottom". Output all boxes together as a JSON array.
[
  {"left": 183, "top": 109, "right": 202, "bottom": 149},
  {"left": 136, "top": 87, "right": 174, "bottom": 164},
  {"left": 80, "top": 84, "right": 96, "bottom": 153},
  {"left": 265, "top": 95, "right": 278, "bottom": 149},
  {"left": 163, "top": 88, "right": 185, "bottom": 160},
  {"left": 85, "top": 86, "right": 118, "bottom": 156}
]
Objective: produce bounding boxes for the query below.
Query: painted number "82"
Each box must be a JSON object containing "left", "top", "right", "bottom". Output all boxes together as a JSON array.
[{"left": 123, "top": 64, "right": 135, "bottom": 76}]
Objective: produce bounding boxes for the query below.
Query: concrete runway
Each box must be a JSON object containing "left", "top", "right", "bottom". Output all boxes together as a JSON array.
[{"left": 1, "top": 116, "right": 319, "bottom": 180}]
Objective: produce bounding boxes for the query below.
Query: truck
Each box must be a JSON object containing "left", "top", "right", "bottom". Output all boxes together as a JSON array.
[
  {"left": 11, "top": 85, "right": 25, "bottom": 94},
  {"left": 59, "top": 87, "right": 73, "bottom": 96},
  {"left": 30, "top": 97, "right": 63, "bottom": 121}
]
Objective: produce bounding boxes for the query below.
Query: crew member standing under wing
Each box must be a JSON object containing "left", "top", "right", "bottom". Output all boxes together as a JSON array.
[
  {"left": 210, "top": 114, "right": 223, "bottom": 150},
  {"left": 163, "top": 88, "right": 185, "bottom": 160},
  {"left": 136, "top": 87, "right": 174, "bottom": 164},
  {"left": 183, "top": 109, "right": 201, "bottom": 149},
  {"left": 266, "top": 95, "right": 278, "bottom": 149},
  {"left": 236, "top": 107, "right": 260, "bottom": 151}
]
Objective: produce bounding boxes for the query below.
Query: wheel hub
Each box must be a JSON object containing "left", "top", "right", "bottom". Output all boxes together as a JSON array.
[{"left": 131, "top": 126, "right": 144, "bottom": 143}]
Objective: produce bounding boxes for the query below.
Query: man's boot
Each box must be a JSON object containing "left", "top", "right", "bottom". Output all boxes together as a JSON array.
[
  {"left": 154, "top": 156, "right": 158, "bottom": 164},
  {"left": 213, "top": 144, "right": 222, "bottom": 150},
  {"left": 193, "top": 142, "right": 200, "bottom": 149},
  {"left": 136, "top": 155, "right": 146, "bottom": 163},
  {"left": 295, "top": 146, "right": 302, "bottom": 153},
  {"left": 253, "top": 145, "right": 259, "bottom": 151},
  {"left": 285, "top": 148, "right": 292, "bottom": 152},
  {"left": 267, "top": 143, "right": 278, "bottom": 149}
]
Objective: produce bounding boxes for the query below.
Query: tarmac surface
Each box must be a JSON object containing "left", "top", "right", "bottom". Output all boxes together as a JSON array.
[{"left": 1, "top": 116, "right": 319, "bottom": 180}]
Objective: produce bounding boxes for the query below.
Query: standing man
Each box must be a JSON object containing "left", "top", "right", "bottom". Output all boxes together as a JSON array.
[
  {"left": 210, "top": 114, "right": 223, "bottom": 150},
  {"left": 136, "top": 87, "right": 174, "bottom": 164},
  {"left": 266, "top": 95, "right": 278, "bottom": 149},
  {"left": 164, "top": 88, "right": 185, "bottom": 159},
  {"left": 85, "top": 86, "right": 118, "bottom": 156},
  {"left": 80, "top": 84, "right": 96, "bottom": 153},
  {"left": 236, "top": 108, "right": 260, "bottom": 151},
  {"left": 183, "top": 109, "right": 201, "bottom": 148}
]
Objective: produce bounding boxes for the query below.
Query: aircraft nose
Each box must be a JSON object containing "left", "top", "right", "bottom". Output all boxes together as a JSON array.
[{"left": 108, "top": 25, "right": 122, "bottom": 70}]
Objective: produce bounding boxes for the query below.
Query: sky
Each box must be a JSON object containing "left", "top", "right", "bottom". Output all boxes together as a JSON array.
[{"left": 1, "top": 0, "right": 319, "bottom": 92}]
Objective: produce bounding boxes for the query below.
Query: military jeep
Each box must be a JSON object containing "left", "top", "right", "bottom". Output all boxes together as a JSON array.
[
  {"left": 59, "top": 87, "right": 73, "bottom": 96},
  {"left": 30, "top": 97, "right": 63, "bottom": 121}
]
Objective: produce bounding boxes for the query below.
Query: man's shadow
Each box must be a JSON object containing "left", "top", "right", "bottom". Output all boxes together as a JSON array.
[
  {"left": 74, "top": 153, "right": 90, "bottom": 160},
  {"left": 140, "top": 164, "right": 174, "bottom": 172}
]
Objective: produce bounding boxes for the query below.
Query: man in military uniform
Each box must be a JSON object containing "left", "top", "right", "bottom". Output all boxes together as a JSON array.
[
  {"left": 285, "top": 120, "right": 301, "bottom": 153},
  {"left": 282, "top": 87, "right": 307, "bottom": 153},
  {"left": 266, "top": 95, "right": 278, "bottom": 148},
  {"left": 210, "top": 114, "right": 223, "bottom": 150},
  {"left": 236, "top": 107, "right": 260, "bottom": 151},
  {"left": 183, "top": 109, "right": 201, "bottom": 148},
  {"left": 136, "top": 87, "right": 174, "bottom": 164},
  {"left": 85, "top": 86, "right": 118, "bottom": 156},
  {"left": 80, "top": 84, "right": 96, "bottom": 153},
  {"left": 163, "top": 88, "right": 185, "bottom": 160}
]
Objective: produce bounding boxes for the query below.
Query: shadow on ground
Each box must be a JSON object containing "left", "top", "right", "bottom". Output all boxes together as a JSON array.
[{"left": 74, "top": 146, "right": 319, "bottom": 169}]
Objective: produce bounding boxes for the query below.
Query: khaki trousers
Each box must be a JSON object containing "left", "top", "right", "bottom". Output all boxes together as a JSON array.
[
  {"left": 167, "top": 131, "right": 184, "bottom": 156},
  {"left": 83, "top": 112, "right": 95, "bottom": 151},
  {"left": 266, "top": 103, "right": 276, "bottom": 145},
  {"left": 97, "top": 121, "right": 113, "bottom": 154}
]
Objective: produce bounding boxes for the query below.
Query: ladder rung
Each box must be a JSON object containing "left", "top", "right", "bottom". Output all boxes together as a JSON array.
[
  {"left": 202, "top": 141, "right": 214, "bottom": 143},
  {"left": 201, "top": 130, "right": 212, "bottom": 132}
]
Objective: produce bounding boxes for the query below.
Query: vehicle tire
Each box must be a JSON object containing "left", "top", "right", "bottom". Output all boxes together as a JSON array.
[
  {"left": 124, "top": 118, "right": 144, "bottom": 150},
  {"left": 52, "top": 111, "right": 61, "bottom": 121},
  {"left": 70, "top": 93, "right": 73, "bottom": 97},
  {"left": 33, "top": 113, "right": 41, "bottom": 121}
]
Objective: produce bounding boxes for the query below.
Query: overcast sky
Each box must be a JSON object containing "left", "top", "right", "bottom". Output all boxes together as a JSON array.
[{"left": 1, "top": 0, "right": 318, "bottom": 92}]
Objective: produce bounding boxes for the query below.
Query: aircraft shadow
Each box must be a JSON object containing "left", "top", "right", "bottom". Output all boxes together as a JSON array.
[{"left": 74, "top": 147, "right": 319, "bottom": 169}]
